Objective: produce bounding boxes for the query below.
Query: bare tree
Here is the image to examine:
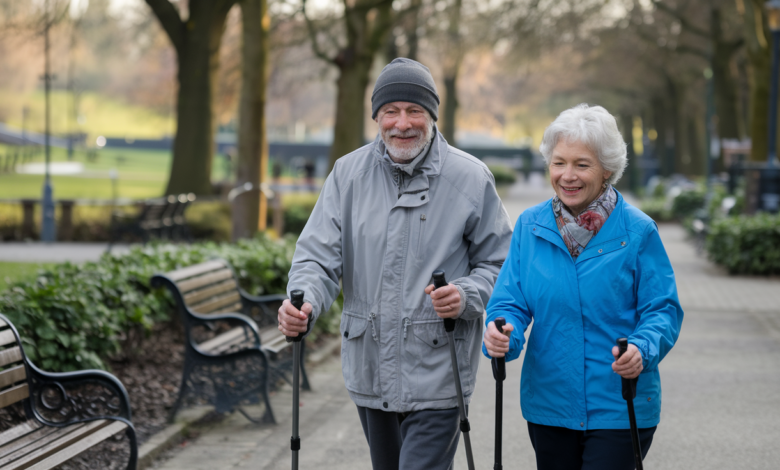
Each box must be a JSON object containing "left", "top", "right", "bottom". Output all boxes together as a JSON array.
[
  {"left": 145, "top": 0, "right": 237, "bottom": 195},
  {"left": 303, "top": 0, "right": 395, "bottom": 169}
]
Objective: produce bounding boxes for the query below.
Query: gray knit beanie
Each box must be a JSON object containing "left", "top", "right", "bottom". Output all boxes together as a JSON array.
[{"left": 371, "top": 58, "right": 440, "bottom": 121}]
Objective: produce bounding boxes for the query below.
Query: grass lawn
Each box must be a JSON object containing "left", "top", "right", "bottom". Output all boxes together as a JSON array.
[
  {"left": 0, "top": 146, "right": 170, "bottom": 200},
  {"left": 0, "top": 90, "right": 175, "bottom": 140},
  {"left": 0, "top": 262, "right": 55, "bottom": 291}
]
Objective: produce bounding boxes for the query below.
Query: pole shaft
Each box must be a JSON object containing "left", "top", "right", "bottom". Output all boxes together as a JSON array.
[
  {"left": 626, "top": 398, "right": 643, "bottom": 470},
  {"left": 494, "top": 379, "right": 502, "bottom": 470},
  {"left": 291, "top": 342, "right": 301, "bottom": 470},
  {"left": 446, "top": 330, "right": 475, "bottom": 470}
]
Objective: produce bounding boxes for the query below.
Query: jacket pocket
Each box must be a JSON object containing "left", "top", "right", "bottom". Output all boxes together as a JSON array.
[
  {"left": 403, "top": 318, "right": 472, "bottom": 402},
  {"left": 340, "top": 311, "right": 380, "bottom": 397}
]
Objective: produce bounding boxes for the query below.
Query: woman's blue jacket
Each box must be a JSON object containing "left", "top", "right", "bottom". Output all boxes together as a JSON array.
[{"left": 483, "top": 191, "right": 683, "bottom": 430}]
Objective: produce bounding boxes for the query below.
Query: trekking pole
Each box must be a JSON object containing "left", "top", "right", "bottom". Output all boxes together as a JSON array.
[
  {"left": 491, "top": 317, "right": 508, "bottom": 470},
  {"left": 287, "top": 290, "right": 306, "bottom": 470},
  {"left": 616, "top": 338, "right": 644, "bottom": 470},
  {"left": 432, "top": 270, "right": 476, "bottom": 470}
]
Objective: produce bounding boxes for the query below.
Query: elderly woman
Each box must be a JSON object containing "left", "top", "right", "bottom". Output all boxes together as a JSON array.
[{"left": 483, "top": 104, "right": 683, "bottom": 469}]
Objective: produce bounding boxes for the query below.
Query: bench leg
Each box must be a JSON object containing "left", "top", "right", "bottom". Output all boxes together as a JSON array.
[{"left": 235, "top": 352, "right": 276, "bottom": 424}]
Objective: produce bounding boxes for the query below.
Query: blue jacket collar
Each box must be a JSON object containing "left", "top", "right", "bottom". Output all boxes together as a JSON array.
[{"left": 534, "top": 190, "right": 629, "bottom": 262}]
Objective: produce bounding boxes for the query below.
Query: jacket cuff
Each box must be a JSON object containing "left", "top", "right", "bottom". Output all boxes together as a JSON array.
[
  {"left": 629, "top": 337, "right": 650, "bottom": 370},
  {"left": 451, "top": 279, "right": 484, "bottom": 321},
  {"left": 455, "top": 285, "right": 467, "bottom": 318}
]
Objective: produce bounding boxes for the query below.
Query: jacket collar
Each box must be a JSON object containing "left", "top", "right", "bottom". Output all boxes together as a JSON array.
[
  {"left": 373, "top": 125, "right": 445, "bottom": 178},
  {"left": 534, "top": 190, "right": 629, "bottom": 262}
]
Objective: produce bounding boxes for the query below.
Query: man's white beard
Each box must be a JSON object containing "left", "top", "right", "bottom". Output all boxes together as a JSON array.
[{"left": 383, "top": 119, "right": 434, "bottom": 162}]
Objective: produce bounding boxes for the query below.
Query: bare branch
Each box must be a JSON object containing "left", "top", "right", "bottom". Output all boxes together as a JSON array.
[
  {"left": 144, "top": 0, "right": 185, "bottom": 53},
  {"left": 651, "top": 0, "right": 709, "bottom": 39},
  {"left": 302, "top": 0, "right": 337, "bottom": 64}
]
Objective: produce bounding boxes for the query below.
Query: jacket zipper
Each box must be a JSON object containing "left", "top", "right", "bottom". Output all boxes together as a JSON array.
[
  {"left": 403, "top": 317, "right": 412, "bottom": 339},
  {"left": 417, "top": 214, "right": 426, "bottom": 256}
]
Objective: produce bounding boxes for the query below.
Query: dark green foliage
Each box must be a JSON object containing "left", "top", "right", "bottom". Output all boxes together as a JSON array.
[
  {"left": 0, "top": 234, "right": 301, "bottom": 372},
  {"left": 280, "top": 203, "right": 315, "bottom": 235},
  {"left": 487, "top": 165, "right": 518, "bottom": 186},
  {"left": 671, "top": 188, "right": 706, "bottom": 220},
  {"left": 639, "top": 198, "right": 672, "bottom": 223},
  {"left": 706, "top": 213, "right": 780, "bottom": 275}
]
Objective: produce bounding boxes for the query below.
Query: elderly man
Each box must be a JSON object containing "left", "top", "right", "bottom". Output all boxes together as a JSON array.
[{"left": 278, "top": 58, "right": 513, "bottom": 470}]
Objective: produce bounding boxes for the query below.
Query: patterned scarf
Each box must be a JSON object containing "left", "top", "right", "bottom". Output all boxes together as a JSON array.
[{"left": 552, "top": 185, "right": 617, "bottom": 258}]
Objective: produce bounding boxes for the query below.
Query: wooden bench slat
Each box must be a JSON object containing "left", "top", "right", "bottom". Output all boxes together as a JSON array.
[
  {"left": 184, "top": 278, "right": 239, "bottom": 306},
  {"left": 198, "top": 327, "right": 250, "bottom": 354},
  {"left": 1, "top": 420, "right": 110, "bottom": 470},
  {"left": 167, "top": 260, "right": 227, "bottom": 282},
  {"left": 0, "top": 318, "right": 7, "bottom": 328},
  {"left": 212, "top": 302, "right": 244, "bottom": 316},
  {"left": 0, "top": 365, "right": 26, "bottom": 389},
  {"left": 176, "top": 269, "right": 234, "bottom": 294},
  {"left": 191, "top": 292, "right": 242, "bottom": 315},
  {"left": 0, "top": 329, "right": 16, "bottom": 347},
  {"left": 0, "top": 383, "right": 28, "bottom": 408},
  {"left": 0, "top": 346, "right": 23, "bottom": 368},
  {"left": 0, "top": 420, "right": 42, "bottom": 454},
  {"left": 25, "top": 420, "right": 128, "bottom": 470},
  {"left": 260, "top": 329, "right": 289, "bottom": 355},
  {"left": 0, "top": 422, "right": 80, "bottom": 463}
]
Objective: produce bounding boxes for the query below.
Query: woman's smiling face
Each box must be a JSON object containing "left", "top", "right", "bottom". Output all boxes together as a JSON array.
[{"left": 549, "top": 139, "right": 612, "bottom": 215}]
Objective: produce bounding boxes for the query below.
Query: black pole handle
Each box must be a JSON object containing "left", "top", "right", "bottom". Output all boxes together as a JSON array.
[
  {"left": 491, "top": 317, "right": 507, "bottom": 382},
  {"left": 616, "top": 337, "right": 637, "bottom": 400},
  {"left": 286, "top": 290, "right": 306, "bottom": 343},
  {"left": 432, "top": 271, "right": 456, "bottom": 333}
]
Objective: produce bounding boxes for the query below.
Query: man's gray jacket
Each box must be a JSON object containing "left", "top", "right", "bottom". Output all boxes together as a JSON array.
[{"left": 288, "top": 129, "right": 513, "bottom": 412}]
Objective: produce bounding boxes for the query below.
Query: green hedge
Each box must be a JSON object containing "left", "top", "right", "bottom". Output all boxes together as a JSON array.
[
  {"left": 0, "top": 234, "right": 344, "bottom": 372},
  {"left": 487, "top": 164, "right": 518, "bottom": 186},
  {"left": 706, "top": 213, "right": 780, "bottom": 275},
  {"left": 671, "top": 188, "right": 706, "bottom": 220}
]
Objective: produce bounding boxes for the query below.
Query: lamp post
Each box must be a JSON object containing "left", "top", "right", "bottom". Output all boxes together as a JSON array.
[
  {"left": 40, "top": 0, "right": 56, "bottom": 242},
  {"left": 767, "top": 0, "right": 780, "bottom": 166}
]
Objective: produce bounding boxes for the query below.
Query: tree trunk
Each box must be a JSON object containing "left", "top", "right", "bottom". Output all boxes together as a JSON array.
[
  {"left": 440, "top": 0, "right": 463, "bottom": 145},
  {"left": 651, "top": 96, "right": 670, "bottom": 177},
  {"left": 441, "top": 75, "right": 458, "bottom": 144},
  {"left": 329, "top": 56, "right": 373, "bottom": 168},
  {"left": 688, "top": 114, "right": 705, "bottom": 176},
  {"left": 619, "top": 114, "right": 637, "bottom": 192},
  {"left": 406, "top": 0, "right": 422, "bottom": 61},
  {"left": 742, "top": 0, "right": 772, "bottom": 162},
  {"left": 146, "top": 0, "right": 235, "bottom": 196},
  {"left": 711, "top": 8, "right": 744, "bottom": 145},
  {"left": 326, "top": 0, "right": 394, "bottom": 169},
  {"left": 233, "top": 0, "right": 269, "bottom": 240}
]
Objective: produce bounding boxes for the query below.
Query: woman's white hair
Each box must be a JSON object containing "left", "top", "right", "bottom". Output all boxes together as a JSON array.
[{"left": 539, "top": 104, "right": 627, "bottom": 185}]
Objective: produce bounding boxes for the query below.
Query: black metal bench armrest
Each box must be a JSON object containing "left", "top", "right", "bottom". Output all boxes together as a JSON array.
[{"left": 25, "top": 362, "right": 134, "bottom": 426}]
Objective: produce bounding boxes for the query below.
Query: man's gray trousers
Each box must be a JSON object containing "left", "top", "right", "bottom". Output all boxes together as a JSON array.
[{"left": 357, "top": 405, "right": 460, "bottom": 470}]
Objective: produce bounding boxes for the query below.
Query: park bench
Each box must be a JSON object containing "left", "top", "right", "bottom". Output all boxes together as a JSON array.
[
  {"left": 108, "top": 193, "right": 195, "bottom": 249},
  {"left": 0, "top": 314, "right": 137, "bottom": 470},
  {"left": 151, "top": 259, "right": 310, "bottom": 424}
]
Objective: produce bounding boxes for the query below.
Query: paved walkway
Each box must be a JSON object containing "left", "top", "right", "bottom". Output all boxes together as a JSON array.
[
  {"left": 0, "top": 242, "right": 130, "bottom": 263},
  {"left": 66, "top": 178, "right": 780, "bottom": 469}
]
